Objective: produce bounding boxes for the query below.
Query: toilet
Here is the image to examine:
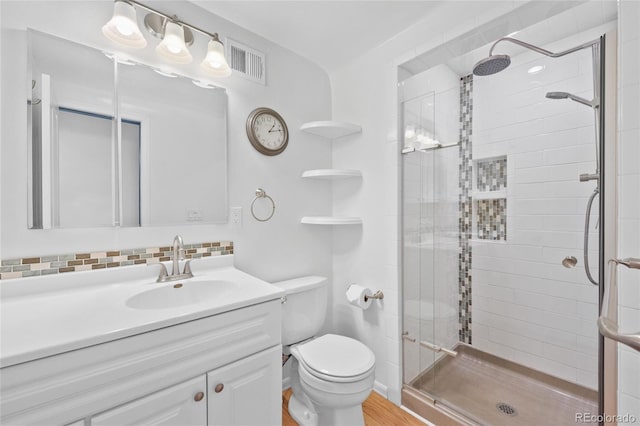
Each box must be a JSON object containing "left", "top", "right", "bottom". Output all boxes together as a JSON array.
[{"left": 272, "top": 276, "right": 376, "bottom": 426}]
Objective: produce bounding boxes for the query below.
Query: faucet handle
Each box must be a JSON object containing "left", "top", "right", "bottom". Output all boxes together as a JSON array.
[
  {"left": 149, "top": 263, "right": 169, "bottom": 282},
  {"left": 183, "top": 259, "right": 194, "bottom": 277}
]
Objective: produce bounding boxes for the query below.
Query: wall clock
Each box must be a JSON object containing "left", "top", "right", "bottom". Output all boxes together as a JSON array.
[{"left": 246, "top": 107, "right": 289, "bottom": 156}]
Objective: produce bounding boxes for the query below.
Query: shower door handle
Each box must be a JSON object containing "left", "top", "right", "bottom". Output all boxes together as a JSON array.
[
  {"left": 420, "top": 340, "right": 458, "bottom": 357},
  {"left": 598, "top": 258, "right": 640, "bottom": 352}
]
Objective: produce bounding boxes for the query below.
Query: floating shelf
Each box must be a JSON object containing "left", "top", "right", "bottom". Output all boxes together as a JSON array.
[
  {"left": 472, "top": 190, "right": 507, "bottom": 200},
  {"left": 301, "top": 216, "right": 363, "bottom": 225},
  {"left": 301, "top": 169, "right": 362, "bottom": 180},
  {"left": 300, "top": 121, "right": 362, "bottom": 139}
]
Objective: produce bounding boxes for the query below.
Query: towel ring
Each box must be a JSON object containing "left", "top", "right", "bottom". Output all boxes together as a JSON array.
[{"left": 251, "top": 188, "right": 275, "bottom": 222}]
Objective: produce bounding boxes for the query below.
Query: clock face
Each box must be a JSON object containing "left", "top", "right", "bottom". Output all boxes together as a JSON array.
[
  {"left": 246, "top": 108, "right": 289, "bottom": 156},
  {"left": 253, "top": 113, "right": 285, "bottom": 150}
]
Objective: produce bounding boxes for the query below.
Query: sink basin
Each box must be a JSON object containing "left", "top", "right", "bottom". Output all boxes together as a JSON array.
[{"left": 126, "top": 280, "right": 238, "bottom": 310}]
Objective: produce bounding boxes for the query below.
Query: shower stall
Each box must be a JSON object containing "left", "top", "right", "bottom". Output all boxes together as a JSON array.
[{"left": 400, "top": 10, "right": 616, "bottom": 424}]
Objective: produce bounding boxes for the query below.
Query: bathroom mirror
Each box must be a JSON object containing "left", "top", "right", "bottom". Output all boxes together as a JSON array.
[{"left": 27, "top": 30, "right": 228, "bottom": 228}]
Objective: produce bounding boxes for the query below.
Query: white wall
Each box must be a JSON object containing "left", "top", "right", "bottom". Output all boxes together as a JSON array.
[
  {"left": 617, "top": 0, "right": 640, "bottom": 419},
  {"left": 1, "top": 1, "right": 333, "bottom": 284}
]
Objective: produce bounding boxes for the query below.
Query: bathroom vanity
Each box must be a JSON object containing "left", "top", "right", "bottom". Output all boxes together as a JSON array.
[{"left": 0, "top": 256, "right": 283, "bottom": 426}]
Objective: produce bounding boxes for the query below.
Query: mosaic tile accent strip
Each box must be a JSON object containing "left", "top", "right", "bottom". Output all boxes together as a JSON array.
[
  {"left": 476, "top": 157, "right": 507, "bottom": 192},
  {"left": 0, "top": 241, "right": 234, "bottom": 280},
  {"left": 458, "top": 74, "right": 473, "bottom": 344},
  {"left": 476, "top": 199, "right": 507, "bottom": 241}
]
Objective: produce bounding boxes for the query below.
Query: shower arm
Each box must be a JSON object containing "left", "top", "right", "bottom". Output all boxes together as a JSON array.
[{"left": 488, "top": 37, "right": 600, "bottom": 58}]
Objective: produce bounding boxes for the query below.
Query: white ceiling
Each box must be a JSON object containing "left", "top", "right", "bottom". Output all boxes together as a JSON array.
[{"left": 192, "top": 1, "right": 443, "bottom": 73}]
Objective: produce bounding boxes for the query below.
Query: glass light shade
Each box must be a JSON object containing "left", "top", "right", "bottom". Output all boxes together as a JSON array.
[
  {"left": 156, "top": 21, "right": 192, "bottom": 64},
  {"left": 201, "top": 39, "right": 232, "bottom": 77},
  {"left": 102, "top": 1, "right": 147, "bottom": 48}
]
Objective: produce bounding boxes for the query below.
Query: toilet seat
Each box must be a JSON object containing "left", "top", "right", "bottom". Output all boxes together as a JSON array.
[{"left": 291, "top": 334, "right": 375, "bottom": 383}]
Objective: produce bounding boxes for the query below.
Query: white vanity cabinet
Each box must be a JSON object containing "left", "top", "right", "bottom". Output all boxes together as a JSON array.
[
  {"left": 0, "top": 300, "right": 282, "bottom": 426},
  {"left": 207, "top": 346, "right": 281, "bottom": 425},
  {"left": 91, "top": 376, "right": 207, "bottom": 426}
]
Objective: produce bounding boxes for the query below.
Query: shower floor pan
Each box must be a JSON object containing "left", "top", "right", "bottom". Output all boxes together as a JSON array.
[{"left": 411, "top": 345, "right": 598, "bottom": 425}]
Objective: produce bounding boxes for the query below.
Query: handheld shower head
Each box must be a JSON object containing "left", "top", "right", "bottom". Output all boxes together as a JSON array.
[
  {"left": 545, "top": 91, "right": 598, "bottom": 108},
  {"left": 545, "top": 91, "right": 570, "bottom": 100},
  {"left": 472, "top": 54, "right": 511, "bottom": 76}
]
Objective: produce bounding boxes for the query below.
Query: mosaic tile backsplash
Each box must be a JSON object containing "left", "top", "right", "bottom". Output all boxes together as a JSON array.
[
  {"left": 476, "top": 157, "right": 507, "bottom": 192},
  {"left": 476, "top": 199, "right": 507, "bottom": 240},
  {"left": 458, "top": 74, "right": 473, "bottom": 344},
  {"left": 0, "top": 241, "right": 233, "bottom": 280}
]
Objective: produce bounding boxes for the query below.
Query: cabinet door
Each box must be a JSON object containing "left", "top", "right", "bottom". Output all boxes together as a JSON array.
[
  {"left": 207, "top": 346, "right": 281, "bottom": 426},
  {"left": 91, "top": 376, "right": 206, "bottom": 426}
]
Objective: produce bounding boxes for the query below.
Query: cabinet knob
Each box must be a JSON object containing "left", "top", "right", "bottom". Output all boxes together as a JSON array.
[
  {"left": 214, "top": 383, "right": 224, "bottom": 393},
  {"left": 194, "top": 391, "right": 205, "bottom": 402}
]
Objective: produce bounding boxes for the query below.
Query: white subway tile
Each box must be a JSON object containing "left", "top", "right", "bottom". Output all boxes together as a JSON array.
[
  {"left": 618, "top": 393, "right": 640, "bottom": 421},
  {"left": 620, "top": 38, "right": 640, "bottom": 87},
  {"left": 620, "top": 128, "right": 640, "bottom": 176},
  {"left": 619, "top": 349, "right": 640, "bottom": 397},
  {"left": 620, "top": 83, "right": 640, "bottom": 131},
  {"left": 620, "top": 174, "right": 640, "bottom": 219},
  {"left": 620, "top": 0, "right": 640, "bottom": 43}
]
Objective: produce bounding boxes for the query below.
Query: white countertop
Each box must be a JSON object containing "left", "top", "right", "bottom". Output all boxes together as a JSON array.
[{"left": 0, "top": 255, "right": 283, "bottom": 368}]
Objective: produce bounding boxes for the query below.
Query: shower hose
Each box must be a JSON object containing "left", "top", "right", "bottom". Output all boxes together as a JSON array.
[{"left": 584, "top": 188, "right": 599, "bottom": 286}]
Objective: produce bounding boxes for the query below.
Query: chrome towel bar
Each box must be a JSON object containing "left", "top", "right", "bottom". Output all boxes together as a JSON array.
[{"left": 598, "top": 258, "right": 640, "bottom": 352}]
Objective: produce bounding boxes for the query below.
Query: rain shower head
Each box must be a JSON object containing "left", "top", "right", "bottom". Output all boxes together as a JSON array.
[
  {"left": 545, "top": 91, "right": 598, "bottom": 108},
  {"left": 472, "top": 54, "right": 511, "bottom": 76},
  {"left": 473, "top": 36, "right": 600, "bottom": 77}
]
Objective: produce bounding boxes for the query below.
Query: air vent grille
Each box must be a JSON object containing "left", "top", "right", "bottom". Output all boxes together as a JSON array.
[{"left": 226, "top": 38, "right": 266, "bottom": 85}]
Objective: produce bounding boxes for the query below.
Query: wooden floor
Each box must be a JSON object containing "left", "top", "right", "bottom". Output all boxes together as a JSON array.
[{"left": 282, "top": 389, "right": 425, "bottom": 426}]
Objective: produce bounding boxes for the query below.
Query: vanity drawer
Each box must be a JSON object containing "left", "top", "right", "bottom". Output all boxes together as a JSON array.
[{"left": 0, "top": 299, "right": 281, "bottom": 426}]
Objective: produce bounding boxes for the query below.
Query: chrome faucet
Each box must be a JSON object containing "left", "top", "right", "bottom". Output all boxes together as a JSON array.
[
  {"left": 172, "top": 235, "right": 184, "bottom": 276},
  {"left": 152, "top": 235, "right": 194, "bottom": 282}
]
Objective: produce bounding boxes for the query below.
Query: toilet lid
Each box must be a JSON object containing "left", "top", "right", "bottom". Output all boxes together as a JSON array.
[{"left": 296, "top": 334, "right": 375, "bottom": 378}]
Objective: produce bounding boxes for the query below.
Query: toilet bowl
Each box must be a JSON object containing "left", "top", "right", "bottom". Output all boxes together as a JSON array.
[
  {"left": 272, "top": 277, "right": 376, "bottom": 426},
  {"left": 288, "top": 334, "right": 375, "bottom": 426}
]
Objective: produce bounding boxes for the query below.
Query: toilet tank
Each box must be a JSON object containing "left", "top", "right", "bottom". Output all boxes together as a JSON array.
[{"left": 272, "top": 276, "right": 327, "bottom": 346}]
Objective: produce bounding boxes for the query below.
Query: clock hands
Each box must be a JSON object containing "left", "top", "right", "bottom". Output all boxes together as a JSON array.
[{"left": 268, "top": 127, "right": 283, "bottom": 133}]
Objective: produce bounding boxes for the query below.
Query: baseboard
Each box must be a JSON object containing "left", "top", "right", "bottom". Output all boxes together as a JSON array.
[{"left": 373, "top": 380, "right": 388, "bottom": 399}]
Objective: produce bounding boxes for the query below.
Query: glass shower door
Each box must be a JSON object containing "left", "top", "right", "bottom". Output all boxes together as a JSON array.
[
  {"left": 401, "top": 92, "right": 437, "bottom": 390},
  {"left": 402, "top": 88, "right": 462, "bottom": 399}
]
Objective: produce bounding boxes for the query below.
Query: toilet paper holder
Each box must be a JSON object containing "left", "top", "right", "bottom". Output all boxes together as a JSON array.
[{"left": 364, "top": 290, "right": 384, "bottom": 302}]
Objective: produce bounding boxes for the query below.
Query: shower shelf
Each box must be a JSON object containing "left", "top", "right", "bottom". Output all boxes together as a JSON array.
[
  {"left": 472, "top": 190, "right": 507, "bottom": 200},
  {"left": 301, "top": 169, "right": 362, "bottom": 180},
  {"left": 300, "top": 121, "right": 361, "bottom": 139},
  {"left": 300, "top": 217, "right": 362, "bottom": 225}
]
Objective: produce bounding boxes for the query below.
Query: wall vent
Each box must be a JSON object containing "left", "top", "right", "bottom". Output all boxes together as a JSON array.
[{"left": 226, "top": 38, "right": 266, "bottom": 85}]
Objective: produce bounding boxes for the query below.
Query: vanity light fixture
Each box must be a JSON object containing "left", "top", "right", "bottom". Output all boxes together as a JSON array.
[
  {"left": 102, "top": 0, "right": 231, "bottom": 77},
  {"left": 201, "top": 34, "right": 232, "bottom": 77},
  {"left": 155, "top": 21, "right": 192, "bottom": 64},
  {"left": 102, "top": 1, "right": 147, "bottom": 48}
]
